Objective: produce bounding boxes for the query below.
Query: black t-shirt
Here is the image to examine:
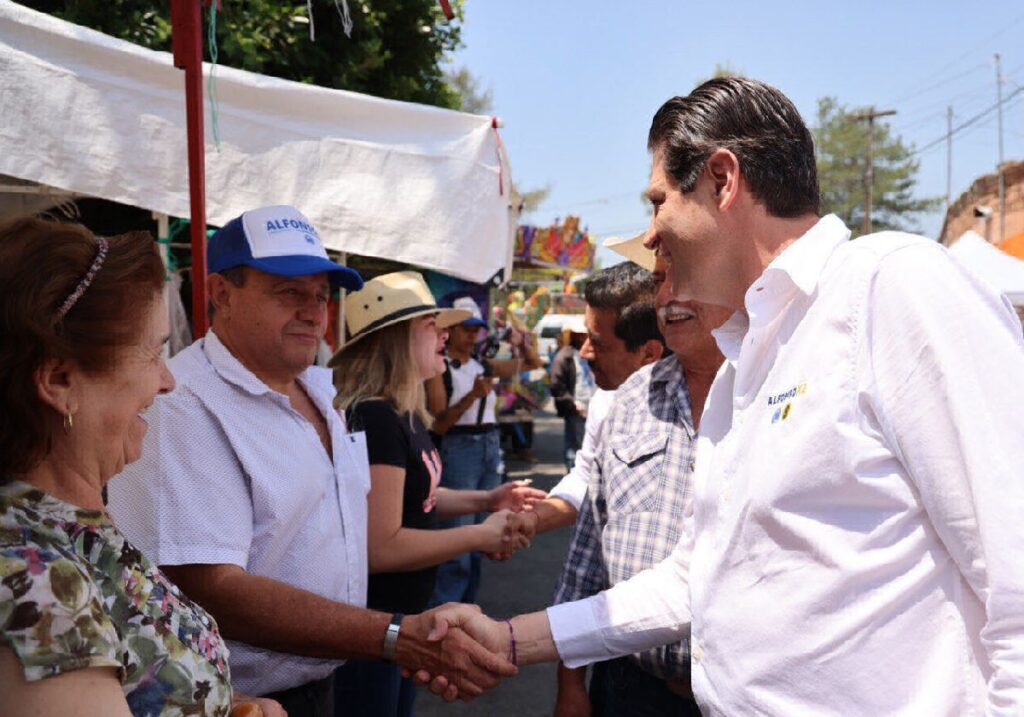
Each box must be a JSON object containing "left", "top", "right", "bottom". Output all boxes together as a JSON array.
[{"left": 346, "top": 399, "right": 442, "bottom": 614}]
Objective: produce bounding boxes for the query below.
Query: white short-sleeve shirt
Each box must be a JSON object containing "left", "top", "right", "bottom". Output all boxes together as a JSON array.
[{"left": 108, "top": 330, "right": 370, "bottom": 695}]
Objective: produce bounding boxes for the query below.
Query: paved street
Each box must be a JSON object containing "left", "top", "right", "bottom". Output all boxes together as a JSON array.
[{"left": 417, "top": 412, "right": 572, "bottom": 717}]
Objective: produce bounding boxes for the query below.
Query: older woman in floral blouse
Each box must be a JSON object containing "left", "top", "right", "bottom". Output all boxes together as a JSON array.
[{"left": 0, "top": 218, "right": 280, "bottom": 716}]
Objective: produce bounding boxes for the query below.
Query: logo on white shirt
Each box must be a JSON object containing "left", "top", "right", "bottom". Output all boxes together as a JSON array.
[{"left": 768, "top": 382, "right": 807, "bottom": 423}]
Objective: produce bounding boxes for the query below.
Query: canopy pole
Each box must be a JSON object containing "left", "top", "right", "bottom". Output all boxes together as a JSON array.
[
  {"left": 337, "top": 251, "right": 348, "bottom": 346},
  {"left": 171, "top": 0, "right": 210, "bottom": 339},
  {"left": 153, "top": 211, "right": 172, "bottom": 357}
]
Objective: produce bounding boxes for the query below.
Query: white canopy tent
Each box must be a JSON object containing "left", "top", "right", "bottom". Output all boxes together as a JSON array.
[
  {"left": 0, "top": 1, "right": 516, "bottom": 285},
  {"left": 949, "top": 231, "right": 1024, "bottom": 306}
]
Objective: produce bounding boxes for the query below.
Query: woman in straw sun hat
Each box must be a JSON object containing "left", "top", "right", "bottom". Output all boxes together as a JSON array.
[{"left": 328, "top": 272, "right": 544, "bottom": 716}]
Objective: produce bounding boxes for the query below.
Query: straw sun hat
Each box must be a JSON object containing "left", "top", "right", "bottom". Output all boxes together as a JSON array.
[
  {"left": 328, "top": 271, "right": 470, "bottom": 363},
  {"left": 603, "top": 232, "right": 656, "bottom": 271}
]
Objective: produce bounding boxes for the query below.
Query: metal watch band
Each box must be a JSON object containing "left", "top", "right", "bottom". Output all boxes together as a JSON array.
[{"left": 382, "top": 612, "right": 403, "bottom": 662}]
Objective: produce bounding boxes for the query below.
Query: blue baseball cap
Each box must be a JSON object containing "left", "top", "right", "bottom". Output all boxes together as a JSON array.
[
  {"left": 208, "top": 205, "right": 363, "bottom": 290},
  {"left": 447, "top": 296, "right": 489, "bottom": 329}
]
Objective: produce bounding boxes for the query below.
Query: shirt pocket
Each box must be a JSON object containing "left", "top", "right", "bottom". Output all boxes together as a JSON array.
[
  {"left": 606, "top": 432, "right": 670, "bottom": 513},
  {"left": 343, "top": 431, "right": 372, "bottom": 496}
]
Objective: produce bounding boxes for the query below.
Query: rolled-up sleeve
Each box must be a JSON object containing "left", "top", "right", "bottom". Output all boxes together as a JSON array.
[
  {"left": 548, "top": 390, "right": 612, "bottom": 509},
  {"left": 864, "top": 244, "right": 1024, "bottom": 714}
]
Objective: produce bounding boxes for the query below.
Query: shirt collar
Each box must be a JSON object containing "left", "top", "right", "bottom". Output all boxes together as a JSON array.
[
  {"left": 203, "top": 331, "right": 343, "bottom": 432},
  {"left": 712, "top": 311, "right": 750, "bottom": 363},
  {"left": 739, "top": 214, "right": 850, "bottom": 328},
  {"left": 202, "top": 329, "right": 276, "bottom": 397},
  {"left": 656, "top": 356, "right": 695, "bottom": 436},
  {"left": 754, "top": 214, "right": 850, "bottom": 299}
]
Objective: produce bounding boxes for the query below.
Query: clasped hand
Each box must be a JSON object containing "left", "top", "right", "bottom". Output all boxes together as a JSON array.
[
  {"left": 398, "top": 604, "right": 515, "bottom": 702},
  {"left": 485, "top": 480, "right": 546, "bottom": 560},
  {"left": 399, "top": 603, "right": 512, "bottom": 701}
]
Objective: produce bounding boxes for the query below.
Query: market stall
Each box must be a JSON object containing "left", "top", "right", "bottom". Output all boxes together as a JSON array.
[{"left": 0, "top": 1, "right": 516, "bottom": 288}]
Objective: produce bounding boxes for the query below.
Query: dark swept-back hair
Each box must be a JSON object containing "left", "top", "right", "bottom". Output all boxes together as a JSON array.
[
  {"left": 647, "top": 76, "right": 820, "bottom": 217},
  {"left": 583, "top": 262, "right": 663, "bottom": 352},
  {"left": 0, "top": 217, "right": 165, "bottom": 477}
]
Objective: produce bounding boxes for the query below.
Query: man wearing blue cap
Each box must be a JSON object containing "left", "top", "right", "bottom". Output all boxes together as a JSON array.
[{"left": 109, "top": 206, "right": 515, "bottom": 716}]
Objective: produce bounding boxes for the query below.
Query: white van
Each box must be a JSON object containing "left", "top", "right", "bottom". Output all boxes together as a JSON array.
[{"left": 534, "top": 313, "right": 585, "bottom": 364}]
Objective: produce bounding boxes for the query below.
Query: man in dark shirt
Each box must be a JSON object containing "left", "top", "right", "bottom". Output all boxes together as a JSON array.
[{"left": 548, "top": 319, "right": 591, "bottom": 471}]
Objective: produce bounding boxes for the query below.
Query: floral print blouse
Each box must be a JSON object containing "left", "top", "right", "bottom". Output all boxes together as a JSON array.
[{"left": 0, "top": 481, "right": 232, "bottom": 716}]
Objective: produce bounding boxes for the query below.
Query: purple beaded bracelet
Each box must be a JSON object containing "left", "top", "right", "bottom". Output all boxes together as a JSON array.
[{"left": 504, "top": 618, "right": 517, "bottom": 666}]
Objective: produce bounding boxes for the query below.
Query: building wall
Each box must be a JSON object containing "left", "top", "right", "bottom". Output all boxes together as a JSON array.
[{"left": 940, "top": 160, "right": 1024, "bottom": 245}]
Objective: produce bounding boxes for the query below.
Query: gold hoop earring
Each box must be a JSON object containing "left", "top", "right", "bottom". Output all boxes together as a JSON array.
[{"left": 63, "top": 412, "right": 73, "bottom": 434}]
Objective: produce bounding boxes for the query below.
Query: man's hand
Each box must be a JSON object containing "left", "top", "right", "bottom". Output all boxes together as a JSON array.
[
  {"left": 479, "top": 510, "right": 531, "bottom": 554},
  {"left": 469, "top": 375, "right": 495, "bottom": 400},
  {"left": 486, "top": 510, "right": 540, "bottom": 561},
  {"left": 396, "top": 605, "right": 516, "bottom": 702},
  {"left": 404, "top": 603, "right": 512, "bottom": 696},
  {"left": 488, "top": 479, "right": 547, "bottom": 513},
  {"left": 553, "top": 663, "right": 591, "bottom": 717}
]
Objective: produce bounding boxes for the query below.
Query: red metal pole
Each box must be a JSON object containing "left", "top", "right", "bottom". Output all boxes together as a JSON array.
[{"left": 171, "top": 0, "right": 209, "bottom": 338}]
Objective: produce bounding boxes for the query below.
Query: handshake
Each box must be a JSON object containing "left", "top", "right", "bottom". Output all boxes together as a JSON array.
[
  {"left": 397, "top": 602, "right": 549, "bottom": 702},
  {"left": 480, "top": 479, "right": 545, "bottom": 560}
]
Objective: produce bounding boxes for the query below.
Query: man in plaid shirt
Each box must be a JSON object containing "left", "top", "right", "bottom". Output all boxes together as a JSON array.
[{"left": 552, "top": 253, "right": 729, "bottom": 717}]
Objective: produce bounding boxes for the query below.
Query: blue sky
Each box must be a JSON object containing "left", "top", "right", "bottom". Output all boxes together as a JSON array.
[{"left": 450, "top": 1, "right": 1024, "bottom": 266}]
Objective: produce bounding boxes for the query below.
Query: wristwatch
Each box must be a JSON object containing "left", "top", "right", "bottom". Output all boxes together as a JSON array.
[{"left": 382, "top": 612, "right": 404, "bottom": 662}]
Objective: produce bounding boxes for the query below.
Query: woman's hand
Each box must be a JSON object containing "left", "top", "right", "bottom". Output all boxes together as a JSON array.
[
  {"left": 487, "top": 479, "right": 547, "bottom": 513},
  {"left": 477, "top": 510, "right": 531, "bottom": 554}
]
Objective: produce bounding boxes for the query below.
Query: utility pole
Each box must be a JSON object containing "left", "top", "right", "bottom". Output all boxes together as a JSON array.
[
  {"left": 946, "top": 106, "right": 953, "bottom": 207},
  {"left": 995, "top": 52, "right": 1005, "bottom": 243},
  {"left": 850, "top": 107, "right": 897, "bottom": 235}
]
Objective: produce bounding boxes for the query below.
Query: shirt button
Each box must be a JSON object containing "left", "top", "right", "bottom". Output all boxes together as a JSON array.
[{"left": 692, "top": 643, "right": 704, "bottom": 661}]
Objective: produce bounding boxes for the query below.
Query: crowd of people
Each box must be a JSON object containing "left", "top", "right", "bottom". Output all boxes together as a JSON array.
[{"left": 1, "top": 75, "right": 1023, "bottom": 717}]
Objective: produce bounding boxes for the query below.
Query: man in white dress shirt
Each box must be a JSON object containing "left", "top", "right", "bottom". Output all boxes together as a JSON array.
[
  {"left": 427, "top": 77, "right": 1024, "bottom": 715},
  {"left": 109, "top": 206, "right": 514, "bottom": 716}
]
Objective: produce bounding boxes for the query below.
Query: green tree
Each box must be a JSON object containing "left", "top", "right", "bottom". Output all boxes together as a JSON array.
[
  {"left": 814, "top": 97, "right": 941, "bottom": 235},
  {"left": 444, "top": 66, "right": 493, "bottom": 114},
  {"left": 21, "top": 0, "right": 465, "bottom": 109},
  {"left": 694, "top": 61, "right": 744, "bottom": 87}
]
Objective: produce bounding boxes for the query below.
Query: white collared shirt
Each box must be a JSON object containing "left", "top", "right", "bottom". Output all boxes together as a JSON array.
[
  {"left": 547, "top": 215, "right": 1024, "bottom": 715},
  {"left": 548, "top": 388, "right": 614, "bottom": 509},
  {"left": 108, "top": 330, "right": 370, "bottom": 695}
]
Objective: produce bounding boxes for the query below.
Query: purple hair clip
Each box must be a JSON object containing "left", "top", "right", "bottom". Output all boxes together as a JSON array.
[{"left": 55, "top": 237, "right": 109, "bottom": 321}]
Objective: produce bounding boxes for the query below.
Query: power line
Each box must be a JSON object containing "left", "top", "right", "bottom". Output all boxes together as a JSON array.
[
  {"left": 881, "top": 12, "right": 1024, "bottom": 107},
  {"left": 537, "top": 190, "right": 641, "bottom": 215},
  {"left": 589, "top": 222, "right": 648, "bottom": 238},
  {"left": 912, "top": 85, "right": 1024, "bottom": 157},
  {"left": 892, "top": 88, "right": 991, "bottom": 131},
  {"left": 887, "top": 63, "right": 988, "bottom": 107}
]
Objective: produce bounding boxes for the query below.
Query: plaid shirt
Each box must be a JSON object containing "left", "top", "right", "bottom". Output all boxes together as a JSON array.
[{"left": 553, "top": 355, "right": 696, "bottom": 679}]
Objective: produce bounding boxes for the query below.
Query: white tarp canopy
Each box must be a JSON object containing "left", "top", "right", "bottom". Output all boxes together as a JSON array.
[
  {"left": 949, "top": 231, "right": 1024, "bottom": 306},
  {"left": 0, "top": 1, "right": 515, "bottom": 284}
]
